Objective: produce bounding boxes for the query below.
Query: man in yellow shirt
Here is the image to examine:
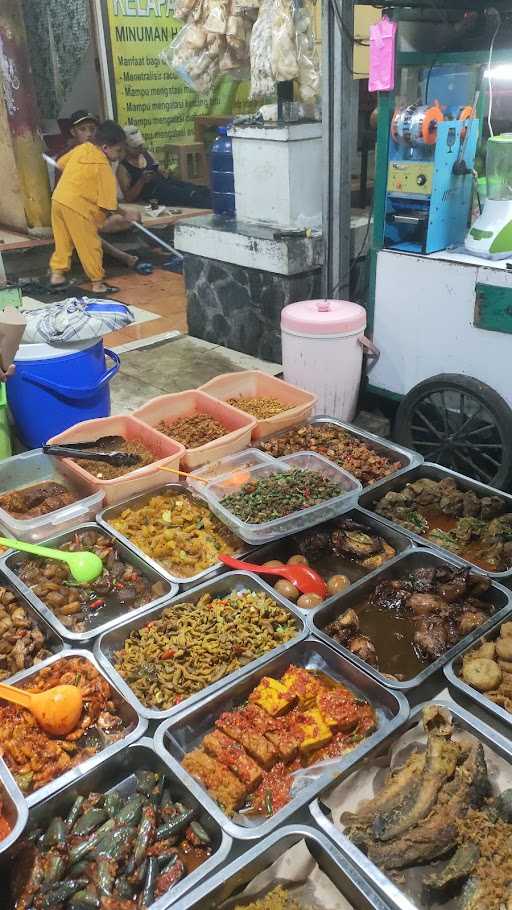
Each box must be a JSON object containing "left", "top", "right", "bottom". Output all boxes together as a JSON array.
[{"left": 50, "top": 121, "right": 137, "bottom": 295}]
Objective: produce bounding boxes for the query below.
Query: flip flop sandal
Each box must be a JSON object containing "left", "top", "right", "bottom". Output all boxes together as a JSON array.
[
  {"left": 47, "top": 281, "right": 75, "bottom": 294},
  {"left": 134, "top": 261, "right": 154, "bottom": 275},
  {"left": 74, "top": 284, "right": 121, "bottom": 296},
  {"left": 161, "top": 255, "right": 183, "bottom": 274}
]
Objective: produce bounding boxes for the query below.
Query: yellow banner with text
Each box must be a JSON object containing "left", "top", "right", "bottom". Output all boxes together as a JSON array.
[{"left": 104, "top": 0, "right": 253, "bottom": 157}]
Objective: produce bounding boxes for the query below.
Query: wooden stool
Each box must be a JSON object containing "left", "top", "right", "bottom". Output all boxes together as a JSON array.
[{"left": 163, "top": 141, "right": 208, "bottom": 185}]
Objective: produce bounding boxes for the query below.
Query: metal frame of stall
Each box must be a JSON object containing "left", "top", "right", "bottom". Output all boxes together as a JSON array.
[{"left": 321, "top": 1, "right": 512, "bottom": 301}]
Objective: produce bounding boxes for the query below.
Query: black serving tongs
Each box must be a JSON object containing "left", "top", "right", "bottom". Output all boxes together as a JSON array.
[{"left": 43, "top": 436, "right": 142, "bottom": 468}]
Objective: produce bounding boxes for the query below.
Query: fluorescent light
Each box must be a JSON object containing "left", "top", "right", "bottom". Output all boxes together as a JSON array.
[{"left": 485, "top": 64, "right": 512, "bottom": 80}]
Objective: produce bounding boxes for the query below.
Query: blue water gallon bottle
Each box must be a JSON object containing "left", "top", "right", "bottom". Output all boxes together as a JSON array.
[{"left": 210, "top": 126, "right": 235, "bottom": 217}]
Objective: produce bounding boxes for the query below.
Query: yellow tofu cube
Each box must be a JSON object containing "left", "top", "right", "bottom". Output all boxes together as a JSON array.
[
  {"left": 297, "top": 708, "right": 333, "bottom": 753},
  {"left": 280, "top": 666, "right": 321, "bottom": 709},
  {"left": 249, "top": 677, "right": 297, "bottom": 716}
]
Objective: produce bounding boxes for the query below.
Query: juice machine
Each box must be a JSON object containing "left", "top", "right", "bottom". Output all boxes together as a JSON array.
[{"left": 384, "top": 103, "right": 479, "bottom": 254}]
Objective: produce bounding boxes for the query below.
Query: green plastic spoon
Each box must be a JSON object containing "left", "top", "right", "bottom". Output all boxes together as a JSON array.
[{"left": 0, "top": 537, "right": 103, "bottom": 584}]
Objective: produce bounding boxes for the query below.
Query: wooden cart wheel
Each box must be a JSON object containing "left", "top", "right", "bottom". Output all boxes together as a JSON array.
[{"left": 393, "top": 374, "right": 512, "bottom": 489}]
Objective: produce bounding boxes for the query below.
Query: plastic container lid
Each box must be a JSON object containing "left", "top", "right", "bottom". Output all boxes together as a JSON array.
[
  {"left": 0, "top": 449, "right": 104, "bottom": 542},
  {"left": 281, "top": 299, "right": 366, "bottom": 336},
  {"left": 201, "top": 451, "right": 362, "bottom": 545},
  {"left": 15, "top": 340, "right": 97, "bottom": 360}
]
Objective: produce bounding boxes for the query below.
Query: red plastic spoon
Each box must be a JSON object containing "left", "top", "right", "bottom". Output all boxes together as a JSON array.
[{"left": 219, "top": 554, "right": 328, "bottom": 598}]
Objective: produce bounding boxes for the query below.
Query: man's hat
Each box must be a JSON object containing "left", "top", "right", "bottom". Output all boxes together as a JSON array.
[{"left": 69, "top": 110, "right": 98, "bottom": 128}]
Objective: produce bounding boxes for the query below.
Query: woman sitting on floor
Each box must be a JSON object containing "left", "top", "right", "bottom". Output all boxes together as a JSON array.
[{"left": 117, "top": 126, "right": 212, "bottom": 210}]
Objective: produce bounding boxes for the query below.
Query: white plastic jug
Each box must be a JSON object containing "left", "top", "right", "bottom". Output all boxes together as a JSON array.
[{"left": 281, "top": 299, "right": 371, "bottom": 420}]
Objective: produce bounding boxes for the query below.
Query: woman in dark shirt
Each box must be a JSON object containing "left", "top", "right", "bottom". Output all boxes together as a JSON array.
[{"left": 117, "top": 126, "right": 211, "bottom": 209}]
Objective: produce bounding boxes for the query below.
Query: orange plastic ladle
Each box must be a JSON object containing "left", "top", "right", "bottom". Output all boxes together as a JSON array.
[
  {"left": 0, "top": 682, "right": 83, "bottom": 736},
  {"left": 219, "top": 554, "right": 328, "bottom": 598}
]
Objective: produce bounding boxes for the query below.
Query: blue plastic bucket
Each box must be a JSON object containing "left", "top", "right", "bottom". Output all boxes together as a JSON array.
[{"left": 8, "top": 339, "right": 120, "bottom": 448}]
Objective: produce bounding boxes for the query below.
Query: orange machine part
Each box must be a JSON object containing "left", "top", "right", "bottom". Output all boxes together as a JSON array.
[{"left": 421, "top": 105, "right": 444, "bottom": 145}]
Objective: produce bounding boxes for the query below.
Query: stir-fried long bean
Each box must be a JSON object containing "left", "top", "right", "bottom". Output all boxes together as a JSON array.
[{"left": 113, "top": 591, "right": 298, "bottom": 710}]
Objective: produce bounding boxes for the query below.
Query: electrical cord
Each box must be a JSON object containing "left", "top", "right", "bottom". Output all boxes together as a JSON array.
[{"left": 328, "top": 201, "right": 374, "bottom": 299}]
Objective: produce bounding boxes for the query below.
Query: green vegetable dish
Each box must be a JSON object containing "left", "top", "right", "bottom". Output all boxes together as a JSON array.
[
  {"left": 12, "top": 770, "right": 214, "bottom": 909},
  {"left": 220, "top": 469, "right": 342, "bottom": 524}
]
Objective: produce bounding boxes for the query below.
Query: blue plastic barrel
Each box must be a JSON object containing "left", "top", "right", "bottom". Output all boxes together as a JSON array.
[
  {"left": 7, "top": 339, "right": 120, "bottom": 448},
  {"left": 210, "top": 126, "right": 235, "bottom": 217}
]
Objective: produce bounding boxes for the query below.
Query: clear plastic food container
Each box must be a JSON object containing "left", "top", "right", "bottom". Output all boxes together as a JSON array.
[
  {"left": 47, "top": 415, "right": 185, "bottom": 506},
  {"left": 202, "top": 451, "right": 362, "bottom": 544},
  {"left": 134, "top": 389, "right": 256, "bottom": 471},
  {"left": 199, "top": 370, "right": 318, "bottom": 440},
  {"left": 186, "top": 447, "right": 276, "bottom": 494},
  {"left": 0, "top": 449, "right": 104, "bottom": 542}
]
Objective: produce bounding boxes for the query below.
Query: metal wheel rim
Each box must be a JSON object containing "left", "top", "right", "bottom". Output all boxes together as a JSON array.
[{"left": 407, "top": 388, "right": 505, "bottom": 485}]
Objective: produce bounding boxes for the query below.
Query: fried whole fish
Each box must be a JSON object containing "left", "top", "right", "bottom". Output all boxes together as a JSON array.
[
  {"left": 423, "top": 842, "right": 480, "bottom": 891},
  {"left": 341, "top": 752, "right": 425, "bottom": 832},
  {"left": 372, "top": 732, "right": 460, "bottom": 842},
  {"left": 367, "top": 741, "right": 489, "bottom": 870}
]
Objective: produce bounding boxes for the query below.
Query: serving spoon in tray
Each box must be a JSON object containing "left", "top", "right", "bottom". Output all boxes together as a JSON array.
[{"left": 219, "top": 554, "right": 328, "bottom": 598}]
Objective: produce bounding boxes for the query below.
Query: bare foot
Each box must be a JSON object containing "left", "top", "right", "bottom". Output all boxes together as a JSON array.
[{"left": 92, "top": 282, "right": 108, "bottom": 293}]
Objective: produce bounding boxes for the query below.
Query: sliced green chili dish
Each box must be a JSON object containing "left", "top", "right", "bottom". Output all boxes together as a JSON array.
[{"left": 219, "top": 469, "right": 343, "bottom": 524}]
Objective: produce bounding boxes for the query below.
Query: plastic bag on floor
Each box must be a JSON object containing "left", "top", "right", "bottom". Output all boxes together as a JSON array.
[{"left": 21, "top": 298, "right": 134, "bottom": 345}]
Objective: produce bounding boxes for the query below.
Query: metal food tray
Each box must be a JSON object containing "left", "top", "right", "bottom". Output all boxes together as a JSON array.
[
  {"left": 97, "top": 482, "right": 250, "bottom": 589},
  {"left": 258, "top": 415, "right": 423, "bottom": 493},
  {"left": 244, "top": 507, "right": 415, "bottom": 614},
  {"left": 358, "top": 462, "right": 512, "bottom": 580},
  {"left": 0, "top": 568, "right": 65, "bottom": 680},
  {"left": 1, "top": 649, "right": 147, "bottom": 808},
  {"left": 0, "top": 738, "right": 231, "bottom": 908},
  {"left": 1, "top": 522, "right": 177, "bottom": 645},
  {"left": 309, "top": 549, "right": 512, "bottom": 692},
  {"left": 94, "top": 571, "right": 307, "bottom": 722},
  {"left": 310, "top": 698, "right": 512, "bottom": 910},
  {"left": 178, "top": 825, "right": 389, "bottom": 909},
  {"left": 0, "top": 756, "right": 28, "bottom": 856},
  {"left": 445, "top": 619, "right": 512, "bottom": 732},
  {"left": 154, "top": 636, "right": 408, "bottom": 841}
]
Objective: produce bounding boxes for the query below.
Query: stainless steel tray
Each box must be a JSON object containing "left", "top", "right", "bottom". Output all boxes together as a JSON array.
[
  {"left": 97, "top": 482, "right": 251, "bottom": 589},
  {"left": 178, "top": 825, "right": 389, "bottom": 909},
  {"left": 1, "top": 648, "right": 147, "bottom": 807},
  {"left": 309, "top": 548, "right": 512, "bottom": 692},
  {"left": 1, "top": 522, "right": 176, "bottom": 645},
  {"left": 244, "top": 507, "right": 415, "bottom": 615},
  {"left": 445, "top": 618, "right": 512, "bottom": 731},
  {"left": 358, "top": 462, "right": 512, "bottom": 580},
  {"left": 0, "top": 756, "right": 27, "bottom": 856},
  {"left": 1, "top": 737, "right": 231, "bottom": 908},
  {"left": 310, "top": 697, "right": 512, "bottom": 910},
  {"left": 154, "top": 636, "right": 408, "bottom": 841},
  {"left": 258, "top": 415, "right": 423, "bottom": 493},
  {"left": 94, "top": 571, "right": 307, "bottom": 722},
  {"left": 0, "top": 568, "right": 65, "bottom": 680}
]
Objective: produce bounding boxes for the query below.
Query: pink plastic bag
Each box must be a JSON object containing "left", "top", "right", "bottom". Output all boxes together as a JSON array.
[{"left": 368, "top": 15, "right": 397, "bottom": 92}]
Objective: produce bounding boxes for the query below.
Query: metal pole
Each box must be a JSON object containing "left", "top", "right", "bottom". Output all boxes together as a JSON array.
[{"left": 322, "top": 0, "right": 354, "bottom": 298}]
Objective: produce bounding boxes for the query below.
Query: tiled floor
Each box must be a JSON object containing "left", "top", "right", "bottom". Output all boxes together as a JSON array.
[
  {"left": 110, "top": 335, "right": 281, "bottom": 413},
  {"left": 103, "top": 269, "right": 188, "bottom": 346}
]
